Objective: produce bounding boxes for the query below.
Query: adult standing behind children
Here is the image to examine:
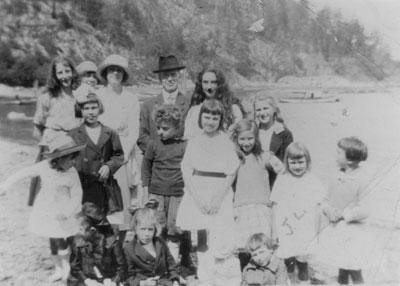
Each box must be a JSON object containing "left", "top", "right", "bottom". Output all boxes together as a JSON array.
[
  {"left": 137, "top": 55, "right": 190, "bottom": 153},
  {"left": 29, "top": 56, "right": 82, "bottom": 206},
  {"left": 96, "top": 55, "right": 140, "bottom": 243},
  {"left": 253, "top": 95, "right": 293, "bottom": 187},
  {"left": 184, "top": 67, "right": 244, "bottom": 140}
]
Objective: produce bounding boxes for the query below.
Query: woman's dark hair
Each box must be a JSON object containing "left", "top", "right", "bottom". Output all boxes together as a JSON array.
[
  {"left": 47, "top": 56, "right": 79, "bottom": 97},
  {"left": 190, "top": 67, "right": 245, "bottom": 127}
]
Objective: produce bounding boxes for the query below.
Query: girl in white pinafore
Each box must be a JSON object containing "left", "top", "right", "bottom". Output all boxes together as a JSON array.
[
  {"left": 0, "top": 135, "right": 85, "bottom": 282},
  {"left": 177, "top": 99, "right": 241, "bottom": 285}
]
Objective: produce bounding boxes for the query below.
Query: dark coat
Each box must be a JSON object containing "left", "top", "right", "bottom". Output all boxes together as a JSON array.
[
  {"left": 67, "top": 232, "right": 127, "bottom": 286},
  {"left": 124, "top": 236, "right": 179, "bottom": 286},
  {"left": 69, "top": 123, "right": 124, "bottom": 213},
  {"left": 269, "top": 126, "right": 293, "bottom": 188},
  {"left": 137, "top": 92, "right": 190, "bottom": 152}
]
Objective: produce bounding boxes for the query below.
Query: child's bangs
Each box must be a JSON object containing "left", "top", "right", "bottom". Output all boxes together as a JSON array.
[
  {"left": 287, "top": 148, "right": 306, "bottom": 160},
  {"left": 201, "top": 102, "right": 223, "bottom": 116}
]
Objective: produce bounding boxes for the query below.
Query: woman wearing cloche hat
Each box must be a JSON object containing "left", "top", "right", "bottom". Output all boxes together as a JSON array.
[
  {"left": 96, "top": 54, "right": 141, "bottom": 242},
  {"left": 0, "top": 134, "right": 85, "bottom": 282}
]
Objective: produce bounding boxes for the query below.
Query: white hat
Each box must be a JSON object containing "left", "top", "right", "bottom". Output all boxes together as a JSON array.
[
  {"left": 96, "top": 54, "right": 130, "bottom": 83},
  {"left": 43, "top": 135, "right": 86, "bottom": 160}
]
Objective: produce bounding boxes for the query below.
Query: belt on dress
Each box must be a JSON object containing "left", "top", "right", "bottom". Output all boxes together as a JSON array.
[{"left": 193, "top": 169, "right": 227, "bottom": 178}]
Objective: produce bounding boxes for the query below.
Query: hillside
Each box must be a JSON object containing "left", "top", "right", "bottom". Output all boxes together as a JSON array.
[{"left": 0, "top": 0, "right": 397, "bottom": 87}]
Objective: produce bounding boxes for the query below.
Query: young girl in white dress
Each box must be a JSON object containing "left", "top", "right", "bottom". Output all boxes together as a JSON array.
[
  {"left": 230, "top": 119, "right": 283, "bottom": 270},
  {"left": 271, "top": 142, "right": 325, "bottom": 284},
  {"left": 177, "top": 99, "right": 241, "bottom": 285},
  {"left": 314, "top": 137, "right": 371, "bottom": 284},
  {"left": 0, "top": 135, "right": 85, "bottom": 282}
]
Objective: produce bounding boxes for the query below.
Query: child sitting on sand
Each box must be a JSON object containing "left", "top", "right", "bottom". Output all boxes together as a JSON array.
[
  {"left": 68, "top": 202, "right": 127, "bottom": 286},
  {"left": 241, "top": 233, "right": 288, "bottom": 286},
  {"left": 124, "top": 206, "right": 179, "bottom": 286}
]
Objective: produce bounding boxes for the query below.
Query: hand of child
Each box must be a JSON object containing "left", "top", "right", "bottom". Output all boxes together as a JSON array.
[
  {"left": 98, "top": 165, "right": 110, "bottom": 182},
  {"left": 103, "top": 278, "right": 116, "bottom": 286},
  {"left": 55, "top": 213, "right": 67, "bottom": 221},
  {"left": 206, "top": 195, "right": 223, "bottom": 215},
  {"left": 324, "top": 206, "right": 342, "bottom": 223},
  {"left": 193, "top": 195, "right": 208, "bottom": 215},
  {"left": 172, "top": 280, "right": 180, "bottom": 286}
]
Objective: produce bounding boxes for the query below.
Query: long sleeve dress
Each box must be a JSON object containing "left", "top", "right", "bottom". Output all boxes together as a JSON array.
[
  {"left": 97, "top": 85, "right": 140, "bottom": 228},
  {"left": 311, "top": 167, "right": 376, "bottom": 270}
]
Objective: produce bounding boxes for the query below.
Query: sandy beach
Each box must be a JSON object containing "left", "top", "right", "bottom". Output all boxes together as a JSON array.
[{"left": 1, "top": 84, "right": 400, "bottom": 285}]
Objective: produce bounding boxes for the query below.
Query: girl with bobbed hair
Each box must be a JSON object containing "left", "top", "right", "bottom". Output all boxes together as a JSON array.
[{"left": 184, "top": 66, "right": 245, "bottom": 140}]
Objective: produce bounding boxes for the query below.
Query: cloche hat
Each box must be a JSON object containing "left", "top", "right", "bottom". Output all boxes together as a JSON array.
[
  {"left": 76, "top": 61, "right": 98, "bottom": 75},
  {"left": 97, "top": 54, "right": 130, "bottom": 83},
  {"left": 153, "top": 55, "right": 185, "bottom": 73},
  {"left": 43, "top": 135, "right": 86, "bottom": 160}
]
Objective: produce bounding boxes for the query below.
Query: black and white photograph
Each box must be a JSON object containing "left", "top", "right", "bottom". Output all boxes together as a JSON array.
[{"left": 0, "top": 0, "right": 399, "bottom": 285}]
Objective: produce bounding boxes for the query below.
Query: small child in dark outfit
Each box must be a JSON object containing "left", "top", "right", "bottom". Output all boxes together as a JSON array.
[
  {"left": 241, "top": 233, "right": 288, "bottom": 286},
  {"left": 140, "top": 104, "right": 187, "bottom": 262},
  {"left": 68, "top": 203, "right": 127, "bottom": 286},
  {"left": 124, "top": 206, "right": 179, "bottom": 286}
]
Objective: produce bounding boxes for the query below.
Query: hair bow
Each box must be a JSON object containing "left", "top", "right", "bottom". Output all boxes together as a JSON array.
[{"left": 127, "top": 198, "right": 159, "bottom": 216}]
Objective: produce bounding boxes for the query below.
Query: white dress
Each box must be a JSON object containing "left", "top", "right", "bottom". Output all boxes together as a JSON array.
[
  {"left": 177, "top": 131, "right": 239, "bottom": 231},
  {"left": 271, "top": 172, "right": 325, "bottom": 259},
  {"left": 4, "top": 160, "right": 82, "bottom": 238},
  {"left": 97, "top": 85, "right": 140, "bottom": 227},
  {"left": 176, "top": 131, "right": 241, "bottom": 282}
]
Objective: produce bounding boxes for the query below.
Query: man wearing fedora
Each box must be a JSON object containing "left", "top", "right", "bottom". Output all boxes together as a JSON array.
[{"left": 137, "top": 55, "right": 190, "bottom": 153}]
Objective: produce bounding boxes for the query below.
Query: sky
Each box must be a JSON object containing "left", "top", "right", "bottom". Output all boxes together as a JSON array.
[{"left": 309, "top": 0, "right": 400, "bottom": 60}]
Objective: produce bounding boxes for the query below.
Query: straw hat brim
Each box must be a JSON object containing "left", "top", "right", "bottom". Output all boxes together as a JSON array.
[
  {"left": 96, "top": 62, "right": 130, "bottom": 83},
  {"left": 43, "top": 144, "right": 86, "bottom": 160}
]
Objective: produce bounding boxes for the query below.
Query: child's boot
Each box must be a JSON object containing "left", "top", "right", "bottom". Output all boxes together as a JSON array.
[
  {"left": 48, "top": 255, "right": 63, "bottom": 282},
  {"left": 58, "top": 247, "right": 71, "bottom": 281}
]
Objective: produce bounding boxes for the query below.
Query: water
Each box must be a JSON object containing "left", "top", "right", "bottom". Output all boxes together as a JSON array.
[{"left": 0, "top": 103, "right": 38, "bottom": 146}]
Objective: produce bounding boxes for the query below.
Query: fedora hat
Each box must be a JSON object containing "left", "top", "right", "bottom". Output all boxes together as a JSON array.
[
  {"left": 97, "top": 54, "right": 130, "bottom": 83},
  {"left": 76, "top": 60, "right": 98, "bottom": 75},
  {"left": 43, "top": 135, "right": 86, "bottom": 160},
  {"left": 153, "top": 55, "right": 185, "bottom": 73}
]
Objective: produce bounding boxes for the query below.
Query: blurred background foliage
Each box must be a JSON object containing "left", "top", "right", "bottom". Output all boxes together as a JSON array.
[{"left": 0, "top": 0, "right": 396, "bottom": 87}]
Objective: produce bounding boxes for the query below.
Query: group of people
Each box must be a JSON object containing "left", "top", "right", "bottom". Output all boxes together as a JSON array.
[{"left": 0, "top": 54, "right": 372, "bottom": 286}]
